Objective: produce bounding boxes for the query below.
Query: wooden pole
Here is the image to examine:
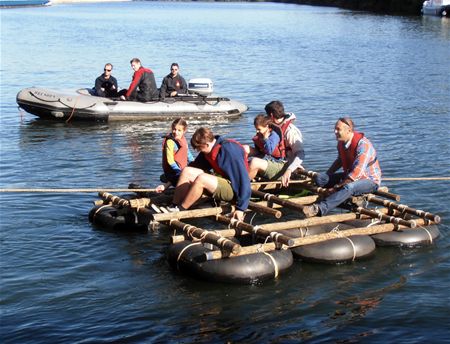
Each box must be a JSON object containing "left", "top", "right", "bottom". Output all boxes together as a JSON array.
[
  {"left": 215, "top": 215, "right": 294, "bottom": 246},
  {"left": 251, "top": 190, "right": 307, "bottom": 211},
  {"left": 364, "top": 195, "right": 441, "bottom": 223},
  {"left": 356, "top": 207, "right": 416, "bottom": 228},
  {"left": 169, "top": 220, "right": 241, "bottom": 255},
  {"left": 254, "top": 195, "right": 319, "bottom": 208},
  {"left": 248, "top": 201, "right": 282, "bottom": 218},
  {"left": 204, "top": 217, "right": 432, "bottom": 260},
  {"left": 152, "top": 205, "right": 229, "bottom": 222},
  {"left": 171, "top": 228, "right": 237, "bottom": 244}
]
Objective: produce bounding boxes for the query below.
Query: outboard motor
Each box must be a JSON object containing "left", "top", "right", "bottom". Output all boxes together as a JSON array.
[{"left": 188, "top": 78, "right": 213, "bottom": 96}]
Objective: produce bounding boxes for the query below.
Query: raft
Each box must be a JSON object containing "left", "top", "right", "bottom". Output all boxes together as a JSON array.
[
  {"left": 88, "top": 174, "right": 441, "bottom": 284},
  {"left": 16, "top": 87, "right": 248, "bottom": 122}
]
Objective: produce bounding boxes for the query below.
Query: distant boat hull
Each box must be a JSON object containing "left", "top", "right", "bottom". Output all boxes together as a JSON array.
[
  {"left": 0, "top": 0, "right": 51, "bottom": 8},
  {"left": 422, "top": 0, "right": 450, "bottom": 16},
  {"left": 16, "top": 87, "right": 248, "bottom": 122}
]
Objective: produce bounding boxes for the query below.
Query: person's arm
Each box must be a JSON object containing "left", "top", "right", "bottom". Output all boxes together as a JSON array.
[
  {"left": 264, "top": 131, "right": 281, "bottom": 156},
  {"left": 164, "top": 139, "right": 182, "bottom": 175},
  {"left": 285, "top": 125, "right": 305, "bottom": 171},
  {"left": 327, "top": 156, "right": 342, "bottom": 175},
  {"left": 159, "top": 76, "right": 168, "bottom": 98},
  {"left": 218, "top": 142, "right": 251, "bottom": 212},
  {"left": 187, "top": 147, "right": 194, "bottom": 164},
  {"left": 111, "top": 76, "right": 118, "bottom": 91},
  {"left": 179, "top": 76, "right": 188, "bottom": 94},
  {"left": 125, "top": 69, "right": 143, "bottom": 98},
  {"left": 94, "top": 76, "right": 105, "bottom": 97}
]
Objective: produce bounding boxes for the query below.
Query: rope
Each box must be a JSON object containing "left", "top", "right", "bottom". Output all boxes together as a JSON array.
[
  {"left": 418, "top": 225, "right": 434, "bottom": 244},
  {"left": 65, "top": 95, "right": 81, "bottom": 123},
  {"left": 176, "top": 242, "right": 202, "bottom": 269},
  {"left": 383, "top": 177, "right": 450, "bottom": 181},
  {"left": 256, "top": 243, "right": 279, "bottom": 279},
  {"left": 343, "top": 237, "right": 357, "bottom": 261},
  {"left": 0, "top": 188, "right": 157, "bottom": 193}
]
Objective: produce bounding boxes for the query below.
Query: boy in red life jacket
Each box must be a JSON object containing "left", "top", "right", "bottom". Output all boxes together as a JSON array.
[
  {"left": 302, "top": 117, "right": 382, "bottom": 217},
  {"left": 169, "top": 127, "right": 251, "bottom": 221},
  {"left": 156, "top": 118, "right": 194, "bottom": 193},
  {"left": 247, "top": 100, "right": 305, "bottom": 187},
  {"left": 244, "top": 113, "right": 283, "bottom": 161}
]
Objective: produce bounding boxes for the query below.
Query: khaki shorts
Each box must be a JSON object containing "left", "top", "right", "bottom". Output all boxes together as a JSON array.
[
  {"left": 212, "top": 176, "right": 234, "bottom": 202},
  {"left": 261, "top": 160, "right": 288, "bottom": 180}
]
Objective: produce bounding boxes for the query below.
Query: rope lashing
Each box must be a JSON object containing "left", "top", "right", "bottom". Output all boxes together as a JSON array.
[
  {"left": 176, "top": 242, "right": 202, "bottom": 268},
  {"left": 256, "top": 241, "right": 279, "bottom": 278},
  {"left": 343, "top": 237, "right": 357, "bottom": 261},
  {"left": 418, "top": 225, "right": 434, "bottom": 244}
]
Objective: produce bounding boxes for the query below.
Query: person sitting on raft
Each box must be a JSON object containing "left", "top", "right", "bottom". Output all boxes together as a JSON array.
[
  {"left": 169, "top": 127, "right": 251, "bottom": 221},
  {"left": 93, "top": 63, "right": 118, "bottom": 98},
  {"left": 244, "top": 113, "right": 283, "bottom": 161},
  {"left": 247, "top": 100, "right": 305, "bottom": 187},
  {"left": 159, "top": 63, "right": 187, "bottom": 99},
  {"left": 119, "top": 58, "right": 158, "bottom": 102},
  {"left": 302, "top": 117, "right": 382, "bottom": 218},
  {"left": 156, "top": 118, "right": 194, "bottom": 193}
]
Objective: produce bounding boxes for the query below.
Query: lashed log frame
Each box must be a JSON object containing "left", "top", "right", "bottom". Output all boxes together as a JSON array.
[
  {"left": 204, "top": 218, "right": 433, "bottom": 260},
  {"left": 215, "top": 215, "right": 294, "bottom": 246},
  {"left": 169, "top": 220, "right": 241, "bottom": 255},
  {"left": 251, "top": 190, "right": 306, "bottom": 211},
  {"left": 363, "top": 195, "right": 441, "bottom": 223},
  {"left": 248, "top": 201, "right": 282, "bottom": 218},
  {"left": 295, "top": 169, "right": 401, "bottom": 201},
  {"left": 152, "top": 206, "right": 229, "bottom": 222},
  {"left": 355, "top": 207, "right": 417, "bottom": 228}
]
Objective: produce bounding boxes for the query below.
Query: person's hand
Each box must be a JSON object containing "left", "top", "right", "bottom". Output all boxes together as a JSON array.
[
  {"left": 120, "top": 95, "right": 126, "bottom": 100},
  {"left": 242, "top": 144, "right": 250, "bottom": 154},
  {"left": 155, "top": 184, "right": 166, "bottom": 193},
  {"left": 281, "top": 169, "right": 292, "bottom": 187},
  {"left": 232, "top": 210, "right": 245, "bottom": 222},
  {"left": 111, "top": 85, "right": 116, "bottom": 90},
  {"left": 170, "top": 91, "right": 177, "bottom": 97}
]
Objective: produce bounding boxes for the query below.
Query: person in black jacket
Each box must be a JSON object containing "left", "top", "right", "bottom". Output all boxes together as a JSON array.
[
  {"left": 93, "top": 63, "right": 118, "bottom": 98},
  {"left": 159, "top": 63, "right": 187, "bottom": 99}
]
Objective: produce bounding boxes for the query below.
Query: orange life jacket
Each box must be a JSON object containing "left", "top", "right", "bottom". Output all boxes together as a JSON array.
[
  {"left": 337, "top": 131, "right": 364, "bottom": 174},
  {"left": 162, "top": 134, "right": 188, "bottom": 174}
]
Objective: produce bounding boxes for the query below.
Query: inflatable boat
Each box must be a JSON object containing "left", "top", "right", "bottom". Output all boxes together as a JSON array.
[{"left": 16, "top": 79, "right": 248, "bottom": 122}]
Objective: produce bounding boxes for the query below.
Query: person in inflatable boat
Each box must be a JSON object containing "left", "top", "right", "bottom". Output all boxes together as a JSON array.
[
  {"left": 302, "top": 117, "right": 382, "bottom": 218},
  {"left": 159, "top": 62, "right": 188, "bottom": 99},
  {"left": 247, "top": 100, "right": 305, "bottom": 187},
  {"left": 93, "top": 63, "right": 118, "bottom": 98},
  {"left": 169, "top": 127, "right": 251, "bottom": 221},
  {"left": 119, "top": 58, "right": 158, "bottom": 102},
  {"left": 156, "top": 118, "right": 194, "bottom": 193}
]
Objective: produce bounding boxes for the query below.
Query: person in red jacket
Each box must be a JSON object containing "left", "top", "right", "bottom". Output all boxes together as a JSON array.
[{"left": 119, "top": 58, "right": 158, "bottom": 102}]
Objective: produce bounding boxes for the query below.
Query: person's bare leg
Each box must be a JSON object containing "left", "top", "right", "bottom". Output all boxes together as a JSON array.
[
  {"left": 172, "top": 166, "right": 204, "bottom": 205},
  {"left": 181, "top": 173, "right": 218, "bottom": 209},
  {"left": 248, "top": 157, "right": 268, "bottom": 180}
]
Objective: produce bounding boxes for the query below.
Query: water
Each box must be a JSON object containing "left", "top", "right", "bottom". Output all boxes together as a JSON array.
[{"left": 1, "top": 2, "right": 450, "bottom": 343}]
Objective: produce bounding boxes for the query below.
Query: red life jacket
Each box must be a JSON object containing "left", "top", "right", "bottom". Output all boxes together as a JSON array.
[
  {"left": 252, "top": 124, "right": 285, "bottom": 159},
  {"left": 162, "top": 134, "right": 188, "bottom": 174},
  {"left": 337, "top": 131, "right": 364, "bottom": 174},
  {"left": 204, "top": 139, "right": 248, "bottom": 178}
]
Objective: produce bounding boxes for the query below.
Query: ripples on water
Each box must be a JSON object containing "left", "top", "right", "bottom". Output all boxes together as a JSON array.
[{"left": 1, "top": 2, "right": 450, "bottom": 343}]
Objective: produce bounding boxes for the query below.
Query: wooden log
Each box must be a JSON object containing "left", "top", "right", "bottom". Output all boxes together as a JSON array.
[
  {"left": 171, "top": 228, "right": 238, "bottom": 244},
  {"left": 356, "top": 207, "right": 416, "bottom": 228},
  {"left": 251, "top": 190, "right": 306, "bottom": 211},
  {"left": 373, "top": 189, "right": 400, "bottom": 201},
  {"left": 248, "top": 201, "right": 282, "bottom": 218},
  {"left": 98, "top": 191, "right": 130, "bottom": 207},
  {"left": 152, "top": 205, "right": 229, "bottom": 222},
  {"left": 169, "top": 220, "right": 241, "bottom": 255},
  {"left": 215, "top": 215, "right": 294, "bottom": 246},
  {"left": 363, "top": 195, "right": 440, "bottom": 223},
  {"left": 204, "top": 218, "right": 432, "bottom": 260},
  {"left": 254, "top": 195, "right": 319, "bottom": 208}
]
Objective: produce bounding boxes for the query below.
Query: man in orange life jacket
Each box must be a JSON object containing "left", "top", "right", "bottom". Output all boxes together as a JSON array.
[
  {"left": 247, "top": 100, "right": 305, "bottom": 187},
  {"left": 302, "top": 117, "right": 382, "bottom": 217},
  {"left": 170, "top": 127, "right": 251, "bottom": 221}
]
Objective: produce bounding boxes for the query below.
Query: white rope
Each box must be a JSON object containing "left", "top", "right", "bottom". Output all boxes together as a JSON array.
[
  {"left": 93, "top": 205, "right": 111, "bottom": 219},
  {"left": 343, "top": 237, "right": 357, "bottom": 261},
  {"left": 177, "top": 242, "right": 202, "bottom": 268},
  {"left": 256, "top": 243, "right": 279, "bottom": 279},
  {"left": 418, "top": 225, "right": 434, "bottom": 244}
]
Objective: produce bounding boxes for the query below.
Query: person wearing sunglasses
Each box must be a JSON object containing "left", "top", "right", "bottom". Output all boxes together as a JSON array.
[
  {"left": 159, "top": 62, "right": 187, "bottom": 99},
  {"left": 93, "top": 63, "right": 118, "bottom": 98},
  {"left": 119, "top": 58, "right": 158, "bottom": 102}
]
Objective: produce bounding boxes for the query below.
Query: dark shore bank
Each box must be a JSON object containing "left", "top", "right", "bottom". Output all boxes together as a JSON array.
[{"left": 272, "top": 0, "right": 424, "bottom": 15}]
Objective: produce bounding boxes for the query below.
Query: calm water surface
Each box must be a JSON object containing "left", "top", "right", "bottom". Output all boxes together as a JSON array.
[{"left": 1, "top": 2, "right": 449, "bottom": 343}]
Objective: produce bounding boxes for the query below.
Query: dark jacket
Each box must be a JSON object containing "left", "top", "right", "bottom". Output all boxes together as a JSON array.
[
  {"left": 126, "top": 67, "right": 158, "bottom": 102},
  {"left": 159, "top": 73, "right": 187, "bottom": 98},
  {"left": 94, "top": 74, "right": 118, "bottom": 97},
  {"left": 190, "top": 136, "right": 251, "bottom": 211}
]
